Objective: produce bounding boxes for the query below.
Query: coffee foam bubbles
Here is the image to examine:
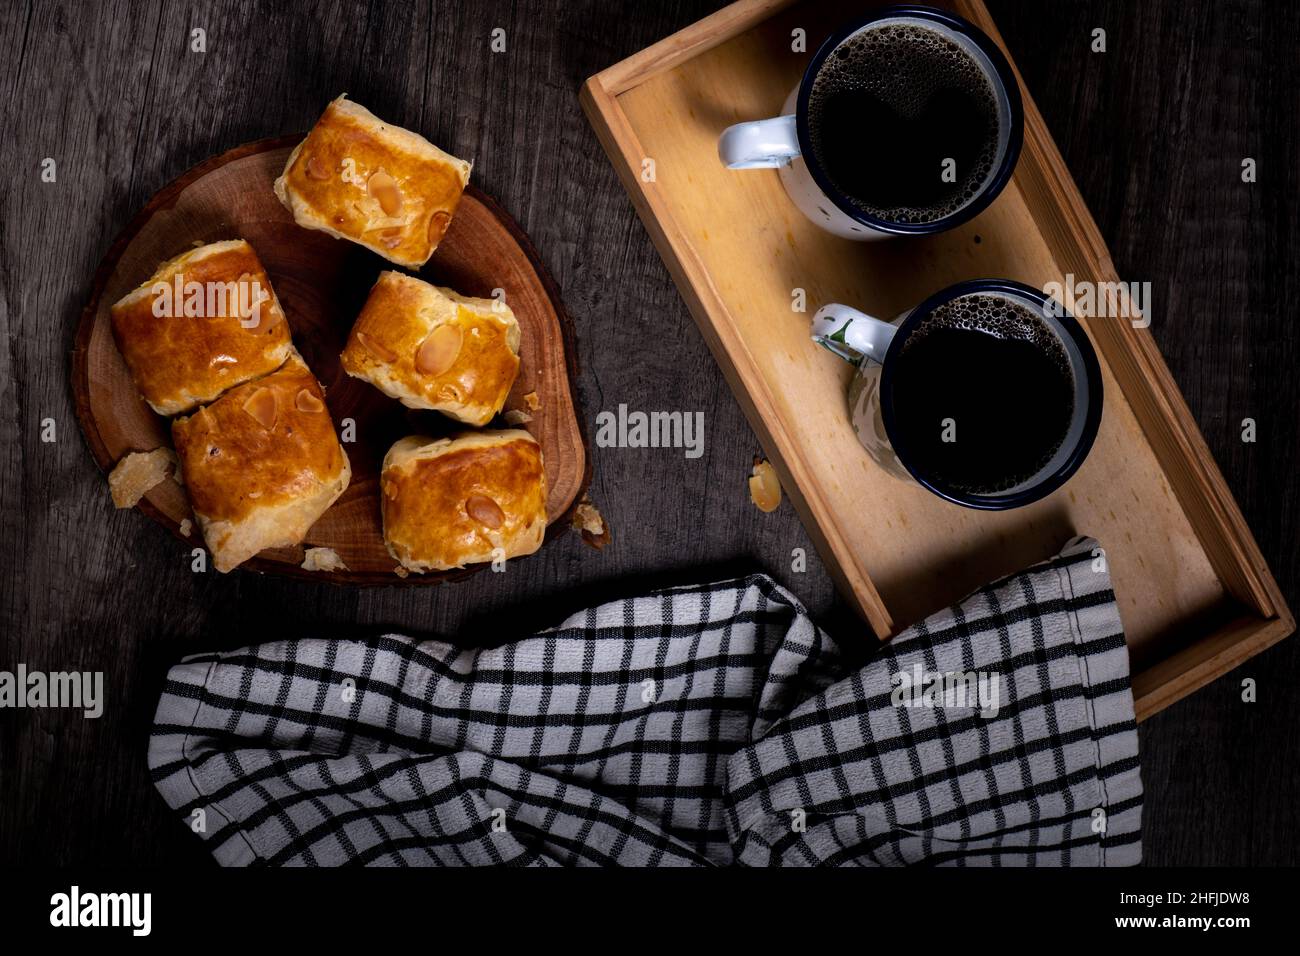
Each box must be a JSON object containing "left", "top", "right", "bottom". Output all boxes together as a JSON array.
[
  {"left": 907, "top": 294, "right": 1073, "bottom": 378},
  {"left": 808, "top": 23, "right": 1000, "bottom": 223}
]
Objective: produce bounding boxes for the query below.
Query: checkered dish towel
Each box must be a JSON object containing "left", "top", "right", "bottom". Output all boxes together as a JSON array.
[{"left": 148, "top": 536, "right": 1142, "bottom": 866}]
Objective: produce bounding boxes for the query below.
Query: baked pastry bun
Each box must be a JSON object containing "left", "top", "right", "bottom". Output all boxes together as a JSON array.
[
  {"left": 340, "top": 272, "right": 521, "bottom": 426},
  {"left": 110, "top": 240, "right": 293, "bottom": 415},
  {"left": 273, "top": 95, "right": 471, "bottom": 268},
  {"left": 381, "top": 430, "right": 546, "bottom": 573},
  {"left": 171, "top": 354, "right": 351, "bottom": 573}
]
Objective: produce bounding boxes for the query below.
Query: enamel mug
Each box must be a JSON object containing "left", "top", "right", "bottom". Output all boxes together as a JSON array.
[
  {"left": 717, "top": 5, "right": 1024, "bottom": 240},
  {"left": 812, "top": 279, "right": 1104, "bottom": 509}
]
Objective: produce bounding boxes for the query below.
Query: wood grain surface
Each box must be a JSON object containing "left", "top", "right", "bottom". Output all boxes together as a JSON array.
[
  {"left": 1, "top": 0, "right": 1297, "bottom": 867},
  {"left": 74, "top": 138, "right": 589, "bottom": 583},
  {"left": 582, "top": 0, "right": 1291, "bottom": 726}
]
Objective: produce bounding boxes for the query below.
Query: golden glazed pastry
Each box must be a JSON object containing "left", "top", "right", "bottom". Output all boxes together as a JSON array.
[
  {"left": 273, "top": 95, "right": 472, "bottom": 268},
  {"left": 340, "top": 272, "right": 521, "bottom": 426},
  {"left": 171, "top": 354, "right": 351, "bottom": 573},
  {"left": 381, "top": 430, "right": 547, "bottom": 572},
  {"left": 109, "top": 240, "right": 293, "bottom": 415}
]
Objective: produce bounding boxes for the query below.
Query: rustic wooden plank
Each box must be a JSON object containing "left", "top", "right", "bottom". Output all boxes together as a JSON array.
[
  {"left": 988, "top": 0, "right": 1300, "bottom": 866},
  {"left": 594, "top": 0, "right": 797, "bottom": 94}
]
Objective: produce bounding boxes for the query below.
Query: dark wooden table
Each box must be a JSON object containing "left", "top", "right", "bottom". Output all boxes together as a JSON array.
[{"left": 2, "top": 0, "right": 1296, "bottom": 867}]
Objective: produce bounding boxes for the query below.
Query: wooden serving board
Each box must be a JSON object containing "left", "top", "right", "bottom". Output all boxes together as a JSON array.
[
  {"left": 73, "top": 137, "right": 589, "bottom": 585},
  {"left": 581, "top": 0, "right": 1292, "bottom": 718}
]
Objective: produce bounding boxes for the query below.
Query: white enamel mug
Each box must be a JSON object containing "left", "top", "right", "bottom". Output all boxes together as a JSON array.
[
  {"left": 811, "top": 279, "right": 1104, "bottom": 509},
  {"left": 718, "top": 5, "right": 1023, "bottom": 240}
]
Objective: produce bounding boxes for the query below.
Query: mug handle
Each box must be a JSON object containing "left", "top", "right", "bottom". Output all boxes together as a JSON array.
[
  {"left": 811, "top": 304, "right": 897, "bottom": 365},
  {"left": 718, "top": 115, "right": 800, "bottom": 169}
]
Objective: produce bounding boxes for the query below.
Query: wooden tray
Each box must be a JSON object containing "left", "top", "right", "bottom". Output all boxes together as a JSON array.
[
  {"left": 73, "top": 137, "right": 589, "bottom": 585},
  {"left": 582, "top": 0, "right": 1292, "bottom": 718}
]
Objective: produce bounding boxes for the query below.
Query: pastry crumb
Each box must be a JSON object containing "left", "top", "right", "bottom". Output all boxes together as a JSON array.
[
  {"left": 108, "top": 448, "right": 177, "bottom": 508},
  {"left": 392, "top": 565, "right": 410, "bottom": 578},
  {"left": 523, "top": 391, "right": 541, "bottom": 411},
  {"left": 748, "top": 458, "right": 782, "bottom": 513},
  {"left": 572, "top": 495, "right": 611, "bottom": 550},
  {"left": 179, "top": 518, "right": 193, "bottom": 537},
  {"left": 302, "top": 546, "right": 348, "bottom": 572},
  {"left": 503, "top": 409, "right": 533, "bottom": 425}
]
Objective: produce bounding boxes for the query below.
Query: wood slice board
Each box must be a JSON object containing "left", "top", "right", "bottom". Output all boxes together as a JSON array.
[
  {"left": 73, "top": 137, "right": 590, "bottom": 585},
  {"left": 581, "top": 0, "right": 1292, "bottom": 718}
]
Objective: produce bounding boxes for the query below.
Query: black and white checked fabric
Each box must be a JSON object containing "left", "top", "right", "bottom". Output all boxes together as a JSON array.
[{"left": 148, "top": 536, "right": 1142, "bottom": 866}]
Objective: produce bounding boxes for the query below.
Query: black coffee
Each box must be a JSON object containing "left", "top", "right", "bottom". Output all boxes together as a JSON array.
[
  {"left": 890, "top": 295, "right": 1075, "bottom": 496},
  {"left": 807, "top": 23, "right": 1001, "bottom": 224}
]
